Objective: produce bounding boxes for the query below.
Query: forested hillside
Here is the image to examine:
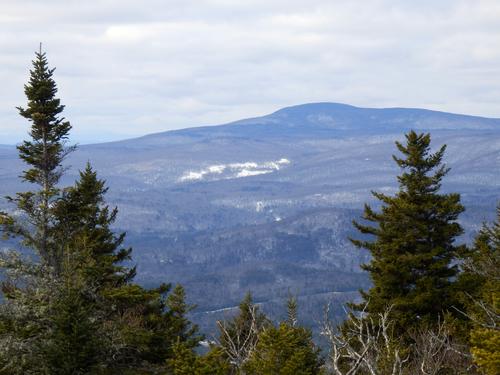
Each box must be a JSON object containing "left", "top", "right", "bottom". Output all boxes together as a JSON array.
[
  {"left": 1, "top": 91, "right": 499, "bottom": 335},
  {"left": 0, "top": 51, "right": 498, "bottom": 374}
]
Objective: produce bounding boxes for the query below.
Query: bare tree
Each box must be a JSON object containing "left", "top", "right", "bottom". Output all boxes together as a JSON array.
[
  {"left": 215, "top": 303, "right": 263, "bottom": 373},
  {"left": 407, "top": 319, "right": 476, "bottom": 375},
  {"left": 323, "top": 303, "right": 408, "bottom": 375},
  {"left": 323, "top": 303, "right": 475, "bottom": 375}
]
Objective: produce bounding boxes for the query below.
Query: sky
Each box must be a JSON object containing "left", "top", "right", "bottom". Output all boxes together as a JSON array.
[{"left": 1, "top": 0, "right": 500, "bottom": 144}]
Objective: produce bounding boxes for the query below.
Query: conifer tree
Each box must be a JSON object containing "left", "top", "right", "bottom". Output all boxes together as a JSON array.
[
  {"left": 461, "top": 205, "right": 500, "bottom": 374},
  {"left": 0, "top": 47, "right": 76, "bottom": 374},
  {"left": 217, "top": 292, "right": 269, "bottom": 371},
  {"left": 53, "top": 163, "right": 135, "bottom": 289},
  {"left": 165, "top": 285, "right": 202, "bottom": 351},
  {"left": 243, "top": 323, "right": 324, "bottom": 375},
  {"left": 49, "top": 167, "right": 203, "bottom": 372},
  {"left": 168, "top": 343, "right": 230, "bottom": 375},
  {"left": 0, "top": 49, "right": 202, "bottom": 374},
  {"left": 47, "top": 164, "right": 143, "bottom": 372},
  {"left": 351, "top": 131, "right": 465, "bottom": 334},
  {"left": 41, "top": 276, "right": 104, "bottom": 375},
  {"left": 0, "top": 46, "right": 75, "bottom": 273},
  {"left": 243, "top": 300, "right": 323, "bottom": 375}
]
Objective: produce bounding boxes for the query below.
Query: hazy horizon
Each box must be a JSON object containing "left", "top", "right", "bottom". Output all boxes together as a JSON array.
[{"left": 1, "top": 100, "right": 499, "bottom": 146}]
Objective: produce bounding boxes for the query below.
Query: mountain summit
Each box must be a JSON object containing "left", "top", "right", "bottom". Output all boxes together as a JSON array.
[{"left": 129, "top": 102, "right": 500, "bottom": 145}]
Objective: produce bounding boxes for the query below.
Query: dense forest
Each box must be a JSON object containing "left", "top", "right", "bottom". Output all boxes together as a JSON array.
[{"left": 0, "top": 51, "right": 498, "bottom": 374}]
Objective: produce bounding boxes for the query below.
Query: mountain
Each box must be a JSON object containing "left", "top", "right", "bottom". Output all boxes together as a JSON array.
[{"left": 1, "top": 102, "right": 499, "bottom": 333}]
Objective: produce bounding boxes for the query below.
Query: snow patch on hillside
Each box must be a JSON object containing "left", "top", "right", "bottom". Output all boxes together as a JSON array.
[{"left": 179, "top": 158, "right": 290, "bottom": 182}]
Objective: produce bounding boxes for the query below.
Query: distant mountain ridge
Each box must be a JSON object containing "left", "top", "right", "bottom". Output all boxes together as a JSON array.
[
  {"left": 2, "top": 103, "right": 500, "bottom": 148},
  {"left": 127, "top": 102, "right": 500, "bottom": 145},
  {"left": 1, "top": 102, "right": 499, "bottom": 334}
]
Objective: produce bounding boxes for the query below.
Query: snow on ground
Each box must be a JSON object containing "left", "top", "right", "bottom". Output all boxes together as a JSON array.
[{"left": 179, "top": 158, "right": 290, "bottom": 182}]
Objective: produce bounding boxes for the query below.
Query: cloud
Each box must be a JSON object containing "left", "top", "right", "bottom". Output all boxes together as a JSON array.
[{"left": 1, "top": 0, "right": 500, "bottom": 144}]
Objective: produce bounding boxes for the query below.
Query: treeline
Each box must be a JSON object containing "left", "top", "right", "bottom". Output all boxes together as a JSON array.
[{"left": 0, "top": 51, "right": 498, "bottom": 374}]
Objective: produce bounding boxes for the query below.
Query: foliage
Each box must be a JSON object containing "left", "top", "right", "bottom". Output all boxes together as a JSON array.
[
  {"left": 168, "top": 343, "right": 230, "bottom": 375},
  {"left": 350, "top": 131, "right": 465, "bottom": 336},
  {"left": 462, "top": 205, "right": 500, "bottom": 374},
  {"left": 0, "top": 49, "right": 201, "bottom": 374},
  {"left": 0, "top": 48, "right": 75, "bottom": 272},
  {"left": 216, "top": 292, "right": 269, "bottom": 372},
  {"left": 0, "top": 47, "right": 80, "bottom": 374},
  {"left": 243, "top": 321, "right": 323, "bottom": 375},
  {"left": 53, "top": 163, "right": 136, "bottom": 288},
  {"left": 325, "top": 303, "right": 476, "bottom": 375}
]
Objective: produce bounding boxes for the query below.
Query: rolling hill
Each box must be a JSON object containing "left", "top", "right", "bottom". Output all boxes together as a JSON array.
[{"left": 1, "top": 102, "right": 499, "bottom": 332}]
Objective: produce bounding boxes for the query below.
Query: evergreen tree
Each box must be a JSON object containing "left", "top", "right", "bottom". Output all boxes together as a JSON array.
[
  {"left": 462, "top": 205, "right": 500, "bottom": 374},
  {"left": 0, "top": 46, "right": 74, "bottom": 273},
  {"left": 217, "top": 292, "right": 269, "bottom": 372},
  {"left": 351, "top": 131, "right": 465, "bottom": 334},
  {"left": 47, "top": 165, "right": 148, "bottom": 372},
  {"left": 0, "top": 258, "right": 57, "bottom": 374},
  {"left": 53, "top": 163, "right": 135, "bottom": 289},
  {"left": 243, "top": 323, "right": 323, "bottom": 375},
  {"left": 41, "top": 276, "right": 104, "bottom": 375},
  {"left": 243, "top": 300, "right": 323, "bottom": 375},
  {"left": 0, "top": 49, "right": 202, "bottom": 374},
  {"left": 0, "top": 47, "right": 77, "bottom": 374},
  {"left": 168, "top": 343, "right": 230, "bottom": 375},
  {"left": 50, "top": 167, "right": 203, "bottom": 372},
  {"left": 165, "top": 285, "right": 202, "bottom": 351}
]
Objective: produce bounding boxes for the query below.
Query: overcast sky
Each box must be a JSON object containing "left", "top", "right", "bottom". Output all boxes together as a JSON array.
[{"left": 1, "top": 0, "right": 500, "bottom": 144}]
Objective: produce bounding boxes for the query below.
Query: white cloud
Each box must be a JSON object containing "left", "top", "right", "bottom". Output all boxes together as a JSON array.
[{"left": 1, "top": 0, "right": 500, "bottom": 144}]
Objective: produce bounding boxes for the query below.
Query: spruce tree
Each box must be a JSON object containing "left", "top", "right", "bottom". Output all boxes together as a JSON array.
[
  {"left": 217, "top": 292, "right": 269, "bottom": 370},
  {"left": 164, "top": 284, "right": 202, "bottom": 351},
  {"left": 47, "top": 164, "right": 139, "bottom": 372},
  {"left": 0, "top": 47, "right": 76, "bottom": 374},
  {"left": 50, "top": 166, "right": 203, "bottom": 372},
  {"left": 243, "top": 323, "right": 324, "bottom": 375},
  {"left": 0, "top": 164, "right": 128, "bottom": 373},
  {"left": 2, "top": 122, "right": 201, "bottom": 375},
  {"left": 0, "top": 46, "right": 75, "bottom": 273},
  {"left": 53, "top": 163, "right": 135, "bottom": 289},
  {"left": 168, "top": 343, "right": 230, "bottom": 375},
  {"left": 243, "top": 300, "right": 323, "bottom": 375},
  {"left": 0, "top": 49, "right": 202, "bottom": 374},
  {"left": 462, "top": 205, "right": 500, "bottom": 374},
  {"left": 41, "top": 278, "right": 104, "bottom": 375},
  {"left": 351, "top": 131, "right": 465, "bottom": 334}
]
